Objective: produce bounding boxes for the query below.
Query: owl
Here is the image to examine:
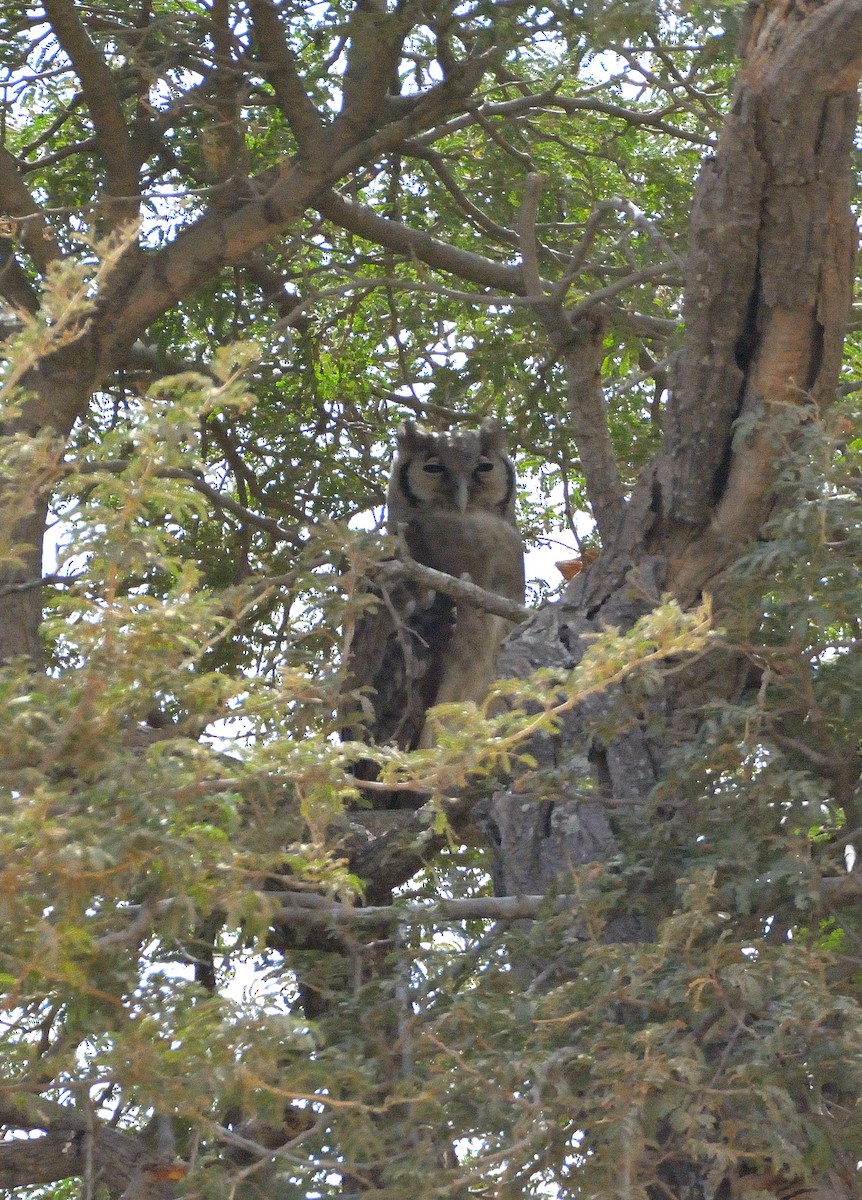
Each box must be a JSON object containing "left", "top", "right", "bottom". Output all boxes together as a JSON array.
[{"left": 343, "top": 418, "right": 525, "bottom": 780}]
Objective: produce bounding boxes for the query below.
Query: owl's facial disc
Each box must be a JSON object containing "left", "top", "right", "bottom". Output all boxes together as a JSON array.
[{"left": 453, "top": 477, "right": 469, "bottom": 513}]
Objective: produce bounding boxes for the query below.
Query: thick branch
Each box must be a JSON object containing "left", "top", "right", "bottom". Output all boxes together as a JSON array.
[
  {"left": 88, "top": 159, "right": 331, "bottom": 369},
  {"left": 557, "top": 313, "right": 626, "bottom": 544},
  {"left": 0, "top": 241, "right": 39, "bottom": 313},
  {"left": 0, "top": 146, "right": 62, "bottom": 272},
  {"left": 248, "top": 0, "right": 325, "bottom": 152},
  {"left": 41, "top": 0, "right": 140, "bottom": 211},
  {"left": 515, "top": 176, "right": 627, "bottom": 543},
  {"left": 0, "top": 1097, "right": 176, "bottom": 1197},
  {"left": 0, "top": 1132, "right": 85, "bottom": 1189},
  {"left": 271, "top": 891, "right": 581, "bottom": 927},
  {"left": 333, "top": 2, "right": 417, "bottom": 149},
  {"left": 318, "top": 190, "right": 524, "bottom": 292},
  {"left": 650, "top": 0, "right": 862, "bottom": 602},
  {"left": 203, "top": 0, "right": 247, "bottom": 200},
  {"left": 90, "top": 50, "right": 496, "bottom": 369}
]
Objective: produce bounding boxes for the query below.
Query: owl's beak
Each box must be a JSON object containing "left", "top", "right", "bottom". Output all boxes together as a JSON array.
[{"left": 454, "top": 479, "right": 469, "bottom": 512}]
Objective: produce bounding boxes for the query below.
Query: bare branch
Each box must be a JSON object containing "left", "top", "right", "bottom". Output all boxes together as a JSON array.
[
  {"left": 566, "top": 264, "right": 678, "bottom": 321},
  {"left": 90, "top": 890, "right": 582, "bottom": 953},
  {"left": 18, "top": 91, "right": 85, "bottom": 159},
  {"left": 514, "top": 171, "right": 627, "bottom": 543},
  {"left": 271, "top": 892, "right": 582, "bottom": 927},
  {"left": 468, "top": 101, "right": 537, "bottom": 170},
  {"left": 0, "top": 146, "right": 62, "bottom": 272},
  {"left": 542, "top": 94, "right": 717, "bottom": 147},
  {"left": 41, "top": 0, "right": 140, "bottom": 214},
  {"left": 268, "top": 272, "right": 557, "bottom": 334},
  {"left": 317, "top": 190, "right": 524, "bottom": 292},
  {"left": 0, "top": 572, "right": 83, "bottom": 599},
  {"left": 549, "top": 198, "right": 683, "bottom": 305},
  {"left": 248, "top": 0, "right": 325, "bottom": 152},
  {"left": 518, "top": 171, "right": 548, "bottom": 301},
  {"left": 410, "top": 143, "right": 518, "bottom": 245},
  {"left": 419, "top": 91, "right": 715, "bottom": 150},
  {"left": 385, "top": 538, "right": 530, "bottom": 623},
  {"left": 555, "top": 312, "right": 627, "bottom": 544}
]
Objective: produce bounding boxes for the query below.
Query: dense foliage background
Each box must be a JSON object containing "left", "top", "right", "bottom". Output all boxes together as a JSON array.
[{"left": 0, "top": 1, "right": 861, "bottom": 1197}]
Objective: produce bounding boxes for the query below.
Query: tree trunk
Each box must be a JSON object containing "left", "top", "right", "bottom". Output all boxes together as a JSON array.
[
  {"left": 486, "top": 3, "right": 861, "bottom": 1191},
  {"left": 487, "top": 0, "right": 861, "bottom": 894}
]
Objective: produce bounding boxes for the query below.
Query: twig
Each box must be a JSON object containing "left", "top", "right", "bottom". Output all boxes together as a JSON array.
[
  {"left": 565, "top": 264, "right": 676, "bottom": 321},
  {"left": 0, "top": 571, "right": 84, "bottom": 597},
  {"left": 268, "top": 273, "right": 557, "bottom": 334}
]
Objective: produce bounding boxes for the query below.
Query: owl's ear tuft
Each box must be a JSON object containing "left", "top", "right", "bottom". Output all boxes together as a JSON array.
[
  {"left": 396, "top": 419, "right": 430, "bottom": 452},
  {"left": 478, "top": 416, "right": 507, "bottom": 453}
]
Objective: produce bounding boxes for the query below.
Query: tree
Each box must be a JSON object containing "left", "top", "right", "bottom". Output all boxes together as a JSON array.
[{"left": 0, "top": 1, "right": 861, "bottom": 1197}]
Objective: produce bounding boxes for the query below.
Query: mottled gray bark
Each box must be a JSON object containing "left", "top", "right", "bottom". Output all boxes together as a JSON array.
[{"left": 485, "top": 0, "right": 861, "bottom": 898}]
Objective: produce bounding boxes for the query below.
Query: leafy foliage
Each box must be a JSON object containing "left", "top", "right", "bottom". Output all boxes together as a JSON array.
[{"left": 0, "top": 1, "right": 861, "bottom": 1197}]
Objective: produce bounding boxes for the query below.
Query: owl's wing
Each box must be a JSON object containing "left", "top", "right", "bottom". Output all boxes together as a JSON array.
[{"left": 341, "top": 568, "right": 455, "bottom": 760}]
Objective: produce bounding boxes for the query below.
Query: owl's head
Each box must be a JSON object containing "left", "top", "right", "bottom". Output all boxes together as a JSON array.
[{"left": 391, "top": 418, "right": 516, "bottom": 516}]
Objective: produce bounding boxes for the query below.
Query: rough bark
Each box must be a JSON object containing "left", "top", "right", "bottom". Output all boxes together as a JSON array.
[
  {"left": 484, "top": 6, "right": 862, "bottom": 1192},
  {"left": 0, "top": 1099, "right": 181, "bottom": 1198},
  {"left": 656, "top": 0, "right": 860, "bottom": 600},
  {"left": 488, "top": 0, "right": 862, "bottom": 913}
]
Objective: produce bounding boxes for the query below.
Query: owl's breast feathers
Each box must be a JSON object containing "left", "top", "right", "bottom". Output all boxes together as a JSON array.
[{"left": 403, "top": 509, "right": 525, "bottom": 602}]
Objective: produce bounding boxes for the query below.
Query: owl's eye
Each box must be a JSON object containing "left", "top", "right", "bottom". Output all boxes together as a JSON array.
[
  {"left": 476, "top": 457, "right": 495, "bottom": 473},
  {"left": 422, "top": 460, "right": 445, "bottom": 474}
]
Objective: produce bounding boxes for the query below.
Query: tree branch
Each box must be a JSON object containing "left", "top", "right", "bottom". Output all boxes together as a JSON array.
[
  {"left": 85, "top": 157, "right": 334, "bottom": 369},
  {"left": 0, "top": 240, "right": 39, "bottom": 313},
  {"left": 41, "top": 0, "right": 140, "bottom": 214},
  {"left": 383, "top": 541, "right": 530, "bottom": 623},
  {"left": 317, "top": 190, "right": 524, "bottom": 292},
  {"left": 518, "top": 171, "right": 548, "bottom": 301},
  {"left": 68, "top": 34, "right": 497, "bottom": 375},
  {"left": 418, "top": 90, "right": 715, "bottom": 150},
  {"left": 0, "top": 1132, "right": 85, "bottom": 1189},
  {"left": 412, "top": 143, "right": 519, "bottom": 245},
  {"left": 512, "top": 177, "right": 628, "bottom": 543},
  {"left": 247, "top": 0, "right": 326, "bottom": 153},
  {"left": 271, "top": 891, "right": 582, "bottom": 927},
  {"left": 333, "top": 2, "right": 417, "bottom": 150},
  {"left": 0, "top": 1097, "right": 174, "bottom": 1196},
  {"left": 0, "top": 146, "right": 62, "bottom": 272},
  {"left": 660, "top": 0, "right": 862, "bottom": 602}
]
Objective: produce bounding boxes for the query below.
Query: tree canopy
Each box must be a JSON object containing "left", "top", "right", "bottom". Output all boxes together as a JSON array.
[{"left": 0, "top": 1, "right": 861, "bottom": 1197}]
